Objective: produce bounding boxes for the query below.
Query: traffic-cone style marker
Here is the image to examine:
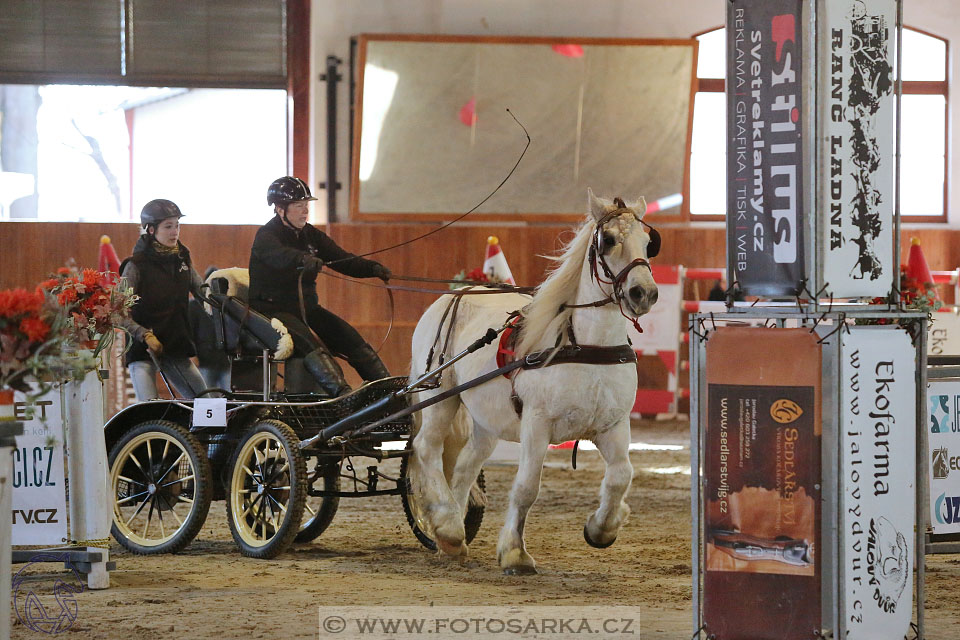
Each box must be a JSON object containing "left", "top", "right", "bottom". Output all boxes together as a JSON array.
[{"left": 483, "top": 236, "right": 515, "bottom": 285}]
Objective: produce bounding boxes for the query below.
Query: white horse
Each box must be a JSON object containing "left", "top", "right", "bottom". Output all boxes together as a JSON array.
[{"left": 407, "top": 189, "right": 659, "bottom": 574}]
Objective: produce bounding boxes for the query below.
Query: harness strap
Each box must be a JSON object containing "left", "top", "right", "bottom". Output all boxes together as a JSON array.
[
  {"left": 439, "top": 294, "right": 465, "bottom": 368},
  {"left": 426, "top": 295, "right": 459, "bottom": 373},
  {"left": 344, "top": 342, "right": 636, "bottom": 440}
]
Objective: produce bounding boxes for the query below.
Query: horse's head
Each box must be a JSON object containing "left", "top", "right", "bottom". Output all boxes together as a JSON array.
[{"left": 587, "top": 188, "right": 659, "bottom": 317}]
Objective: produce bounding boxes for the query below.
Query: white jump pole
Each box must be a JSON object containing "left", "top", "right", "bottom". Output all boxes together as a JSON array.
[{"left": 63, "top": 364, "right": 111, "bottom": 589}]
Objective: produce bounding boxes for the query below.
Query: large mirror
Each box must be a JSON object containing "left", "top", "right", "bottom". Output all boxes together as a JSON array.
[{"left": 350, "top": 35, "right": 697, "bottom": 221}]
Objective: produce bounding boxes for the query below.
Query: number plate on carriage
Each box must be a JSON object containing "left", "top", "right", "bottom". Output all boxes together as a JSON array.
[{"left": 193, "top": 398, "right": 227, "bottom": 427}]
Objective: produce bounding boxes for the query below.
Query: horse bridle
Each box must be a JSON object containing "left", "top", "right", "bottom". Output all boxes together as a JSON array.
[{"left": 564, "top": 198, "right": 660, "bottom": 331}]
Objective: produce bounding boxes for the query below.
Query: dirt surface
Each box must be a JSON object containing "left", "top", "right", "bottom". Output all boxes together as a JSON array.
[{"left": 11, "top": 420, "right": 960, "bottom": 639}]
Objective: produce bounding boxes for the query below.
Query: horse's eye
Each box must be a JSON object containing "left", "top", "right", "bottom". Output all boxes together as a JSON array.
[{"left": 602, "top": 233, "right": 616, "bottom": 248}]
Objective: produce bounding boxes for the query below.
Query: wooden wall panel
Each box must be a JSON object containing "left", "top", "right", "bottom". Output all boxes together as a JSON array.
[{"left": 3, "top": 220, "right": 959, "bottom": 378}]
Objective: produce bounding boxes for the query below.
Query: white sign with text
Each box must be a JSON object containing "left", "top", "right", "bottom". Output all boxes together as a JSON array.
[
  {"left": 820, "top": 0, "right": 897, "bottom": 297},
  {"left": 840, "top": 326, "right": 915, "bottom": 639},
  {"left": 11, "top": 387, "right": 68, "bottom": 546}
]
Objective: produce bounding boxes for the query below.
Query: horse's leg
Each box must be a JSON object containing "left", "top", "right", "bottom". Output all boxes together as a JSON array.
[
  {"left": 411, "top": 397, "right": 468, "bottom": 557},
  {"left": 584, "top": 416, "right": 633, "bottom": 548},
  {"left": 448, "top": 423, "right": 497, "bottom": 521},
  {"left": 497, "top": 416, "right": 549, "bottom": 575},
  {"left": 441, "top": 406, "right": 471, "bottom": 484}
]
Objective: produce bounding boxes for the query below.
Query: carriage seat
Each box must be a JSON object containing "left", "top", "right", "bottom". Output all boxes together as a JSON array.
[{"left": 204, "top": 268, "right": 294, "bottom": 360}]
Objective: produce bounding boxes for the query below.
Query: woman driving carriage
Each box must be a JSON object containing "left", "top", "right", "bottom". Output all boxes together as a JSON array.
[
  {"left": 120, "top": 199, "right": 208, "bottom": 400},
  {"left": 248, "top": 176, "right": 392, "bottom": 397}
]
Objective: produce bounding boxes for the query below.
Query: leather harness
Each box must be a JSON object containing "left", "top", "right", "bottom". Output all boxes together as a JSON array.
[{"left": 428, "top": 203, "right": 650, "bottom": 417}]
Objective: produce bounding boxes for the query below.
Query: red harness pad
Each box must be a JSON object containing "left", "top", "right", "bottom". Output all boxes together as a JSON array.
[{"left": 496, "top": 315, "right": 522, "bottom": 377}]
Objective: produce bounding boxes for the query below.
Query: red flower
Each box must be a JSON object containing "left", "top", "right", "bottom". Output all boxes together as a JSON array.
[
  {"left": 0, "top": 289, "right": 43, "bottom": 318},
  {"left": 36, "top": 279, "right": 59, "bottom": 293},
  {"left": 465, "top": 267, "right": 489, "bottom": 283},
  {"left": 57, "top": 267, "right": 71, "bottom": 275},
  {"left": 82, "top": 269, "right": 99, "bottom": 287},
  {"left": 19, "top": 316, "right": 50, "bottom": 342},
  {"left": 57, "top": 288, "right": 78, "bottom": 305}
]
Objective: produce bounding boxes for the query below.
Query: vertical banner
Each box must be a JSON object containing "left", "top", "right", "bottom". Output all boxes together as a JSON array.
[
  {"left": 704, "top": 327, "right": 821, "bottom": 639},
  {"left": 928, "top": 312, "right": 960, "bottom": 357},
  {"left": 840, "top": 327, "right": 915, "bottom": 639},
  {"left": 927, "top": 380, "right": 960, "bottom": 535},
  {"left": 821, "top": 0, "right": 897, "bottom": 297},
  {"left": 11, "top": 387, "right": 68, "bottom": 546},
  {"left": 727, "top": 0, "right": 806, "bottom": 296}
]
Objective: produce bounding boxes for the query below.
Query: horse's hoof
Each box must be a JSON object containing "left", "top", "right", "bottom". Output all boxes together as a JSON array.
[
  {"left": 583, "top": 525, "right": 617, "bottom": 549},
  {"left": 503, "top": 565, "right": 538, "bottom": 576},
  {"left": 436, "top": 536, "right": 468, "bottom": 558}
]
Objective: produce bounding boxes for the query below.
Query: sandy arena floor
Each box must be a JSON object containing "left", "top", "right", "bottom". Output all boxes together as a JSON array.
[{"left": 10, "top": 420, "right": 960, "bottom": 639}]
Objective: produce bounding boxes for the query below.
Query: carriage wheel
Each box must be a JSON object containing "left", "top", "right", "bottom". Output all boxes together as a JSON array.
[
  {"left": 400, "top": 444, "right": 486, "bottom": 551},
  {"left": 295, "top": 458, "right": 340, "bottom": 543},
  {"left": 109, "top": 420, "right": 212, "bottom": 554},
  {"left": 226, "top": 419, "right": 306, "bottom": 559}
]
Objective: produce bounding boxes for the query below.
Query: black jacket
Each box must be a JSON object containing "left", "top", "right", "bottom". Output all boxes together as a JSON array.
[
  {"left": 248, "top": 215, "right": 384, "bottom": 310},
  {"left": 121, "top": 237, "right": 198, "bottom": 365}
]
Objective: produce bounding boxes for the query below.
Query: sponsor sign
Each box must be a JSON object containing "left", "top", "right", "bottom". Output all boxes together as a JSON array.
[
  {"left": 840, "top": 327, "right": 915, "bottom": 639},
  {"left": 727, "top": 0, "right": 806, "bottom": 296},
  {"left": 927, "top": 380, "right": 960, "bottom": 535},
  {"left": 704, "top": 327, "right": 821, "bottom": 639},
  {"left": 12, "top": 387, "right": 68, "bottom": 546},
  {"left": 821, "top": 0, "right": 897, "bottom": 297},
  {"left": 928, "top": 312, "right": 960, "bottom": 357}
]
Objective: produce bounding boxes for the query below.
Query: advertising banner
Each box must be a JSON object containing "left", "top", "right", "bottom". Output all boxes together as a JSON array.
[
  {"left": 840, "top": 326, "right": 915, "bottom": 639},
  {"left": 820, "top": 0, "right": 897, "bottom": 298},
  {"left": 927, "top": 380, "right": 960, "bottom": 535},
  {"left": 727, "top": 0, "right": 806, "bottom": 296},
  {"left": 11, "top": 386, "right": 68, "bottom": 546},
  {"left": 928, "top": 312, "right": 960, "bottom": 357},
  {"left": 704, "top": 327, "right": 821, "bottom": 639}
]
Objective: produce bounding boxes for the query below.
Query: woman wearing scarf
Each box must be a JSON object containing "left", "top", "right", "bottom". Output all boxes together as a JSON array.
[{"left": 120, "top": 199, "right": 207, "bottom": 400}]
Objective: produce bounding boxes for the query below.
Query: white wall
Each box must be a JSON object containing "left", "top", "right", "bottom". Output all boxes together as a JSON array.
[{"left": 311, "top": 0, "right": 959, "bottom": 224}]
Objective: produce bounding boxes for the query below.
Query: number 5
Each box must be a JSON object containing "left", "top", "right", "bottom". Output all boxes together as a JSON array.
[{"left": 206, "top": 409, "right": 213, "bottom": 419}]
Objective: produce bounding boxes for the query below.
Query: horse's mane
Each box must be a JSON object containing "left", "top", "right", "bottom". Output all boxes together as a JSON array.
[{"left": 515, "top": 215, "right": 595, "bottom": 357}]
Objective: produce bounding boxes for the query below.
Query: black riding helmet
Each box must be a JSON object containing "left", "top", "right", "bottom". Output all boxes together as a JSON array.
[
  {"left": 140, "top": 199, "right": 184, "bottom": 227},
  {"left": 267, "top": 176, "right": 317, "bottom": 207}
]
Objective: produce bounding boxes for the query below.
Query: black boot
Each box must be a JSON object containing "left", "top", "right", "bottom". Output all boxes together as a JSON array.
[
  {"left": 303, "top": 349, "right": 352, "bottom": 397},
  {"left": 348, "top": 343, "right": 390, "bottom": 382}
]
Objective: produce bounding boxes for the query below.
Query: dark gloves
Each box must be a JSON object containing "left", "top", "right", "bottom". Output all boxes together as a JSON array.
[
  {"left": 302, "top": 255, "right": 324, "bottom": 273},
  {"left": 373, "top": 263, "right": 391, "bottom": 282}
]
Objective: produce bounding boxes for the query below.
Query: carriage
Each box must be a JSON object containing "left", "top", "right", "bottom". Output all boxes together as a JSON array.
[
  {"left": 104, "top": 268, "right": 485, "bottom": 559},
  {"left": 105, "top": 191, "right": 659, "bottom": 573}
]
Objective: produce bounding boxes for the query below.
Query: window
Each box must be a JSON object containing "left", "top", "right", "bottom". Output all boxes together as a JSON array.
[
  {"left": 689, "top": 26, "right": 948, "bottom": 220},
  {"left": 0, "top": 85, "right": 286, "bottom": 224},
  {"left": 0, "top": 0, "right": 310, "bottom": 224}
]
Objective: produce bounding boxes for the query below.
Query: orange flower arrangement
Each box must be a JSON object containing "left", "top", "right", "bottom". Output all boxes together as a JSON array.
[
  {"left": 450, "top": 266, "right": 502, "bottom": 290},
  {"left": 0, "top": 288, "right": 59, "bottom": 392},
  {"left": 0, "top": 266, "right": 136, "bottom": 393},
  {"left": 39, "top": 267, "right": 137, "bottom": 355}
]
